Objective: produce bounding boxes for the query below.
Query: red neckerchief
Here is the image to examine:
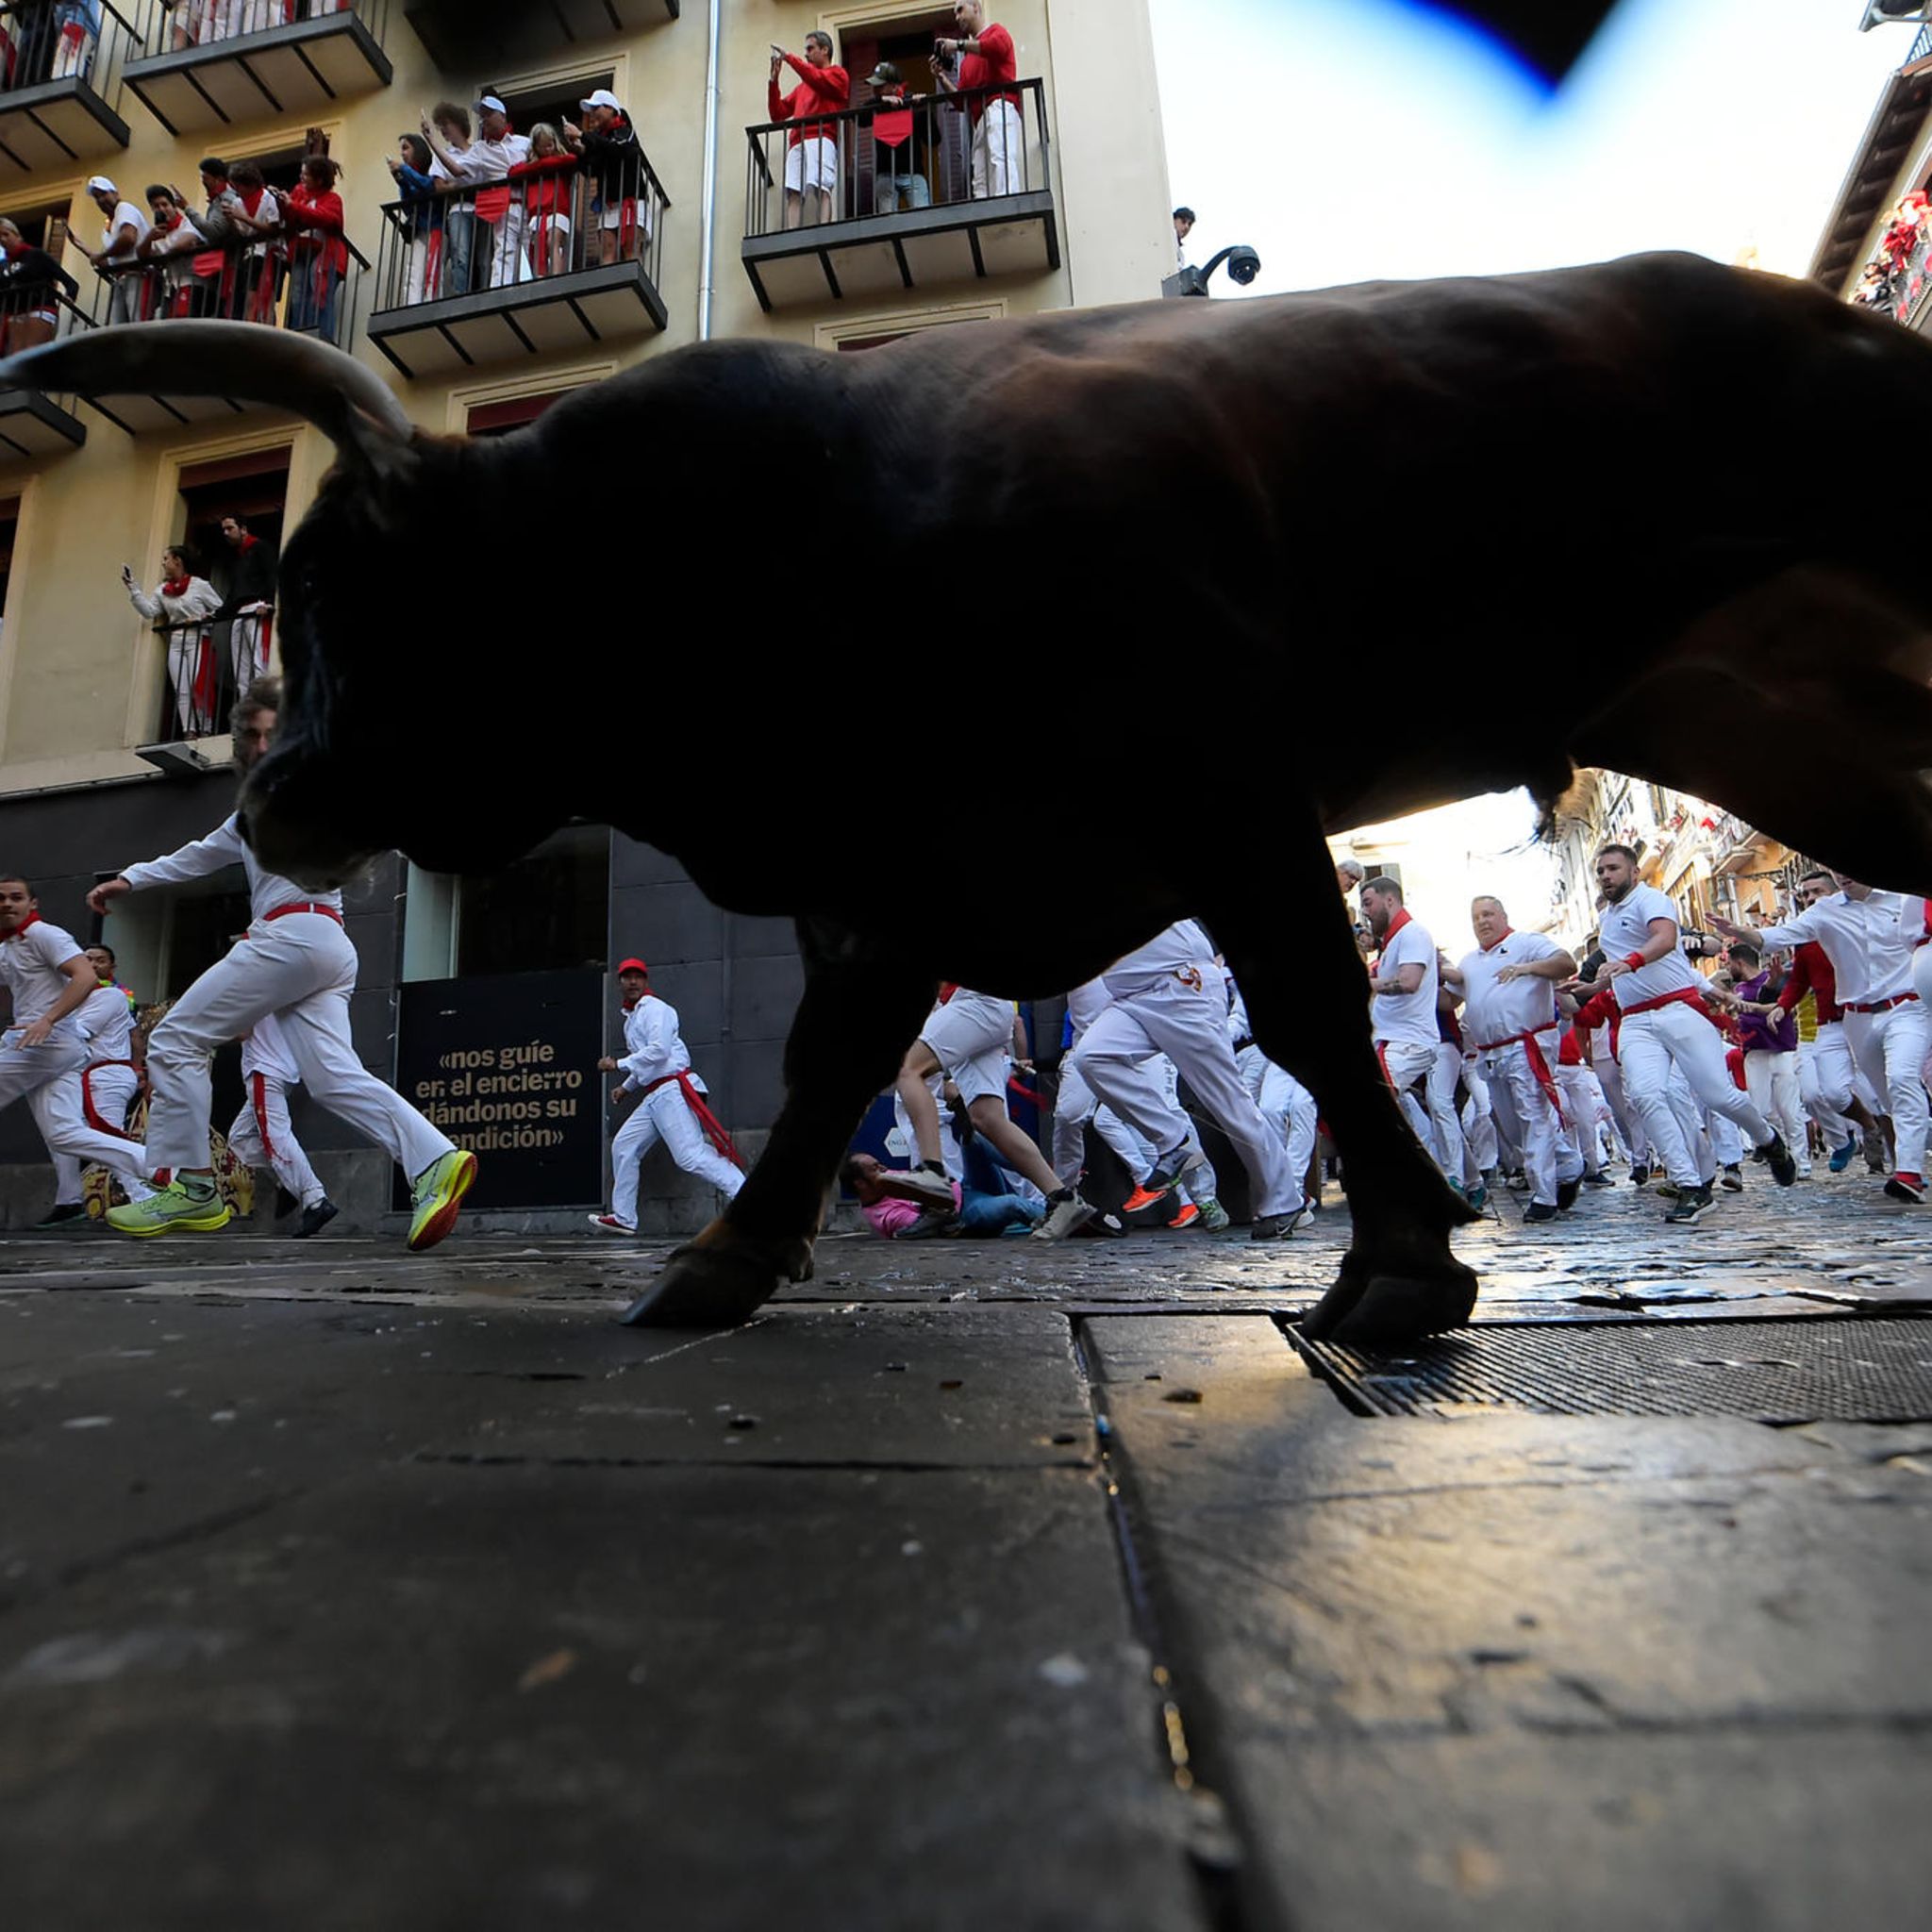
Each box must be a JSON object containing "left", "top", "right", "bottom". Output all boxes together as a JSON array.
[
  {"left": 162, "top": 575, "right": 191, "bottom": 597},
  {"left": 623, "top": 991, "right": 647, "bottom": 1012},
  {"left": 238, "top": 534, "right": 259, "bottom": 553},
  {"left": 1371, "top": 908, "right": 1412, "bottom": 975},
  {"left": 1481, "top": 926, "right": 1514, "bottom": 952},
  {"left": 0, "top": 911, "right": 42, "bottom": 942}
]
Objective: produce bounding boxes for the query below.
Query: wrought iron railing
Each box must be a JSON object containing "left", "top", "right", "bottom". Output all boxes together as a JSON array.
[
  {"left": 0, "top": 0, "right": 142, "bottom": 97},
  {"left": 143, "top": 612, "right": 258, "bottom": 741},
  {"left": 743, "top": 75, "right": 1049, "bottom": 238},
  {"left": 140, "top": 0, "right": 388, "bottom": 58},
  {"left": 368, "top": 142, "right": 668, "bottom": 314},
  {"left": 85, "top": 220, "right": 366, "bottom": 347}
]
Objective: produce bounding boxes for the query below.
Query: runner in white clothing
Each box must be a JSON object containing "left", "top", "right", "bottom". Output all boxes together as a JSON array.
[
  {"left": 1226, "top": 979, "right": 1319, "bottom": 1209},
  {"left": 88, "top": 678, "right": 475, "bottom": 1247},
  {"left": 1716, "top": 875, "right": 1931, "bottom": 1204},
  {"left": 0, "top": 881, "right": 158, "bottom": 1212},
  {"left": 1072, "top": 921, "right": 1307, "bottom": 1238},
  {"left": 227, "top": 1004, "right": 335, "bottom": 1237},
  {"left": 895, "top": 981, "right": 1093, "bottom": 1239},
  {"left": 1588, "top": 843, "right": 1794, "bottom": 1224},
  {"left": 42, "top": 943, "right": 150, "bottom": 1225},
  {"left": 591, "top": 957, "right": 743, "bottom": 1233},
  {"left": 1443, "top": 896, "right": 1582, "bottom": 1222},
  {"left": 1362, "top": 877, "right": 1466, "bottom": 1185}
]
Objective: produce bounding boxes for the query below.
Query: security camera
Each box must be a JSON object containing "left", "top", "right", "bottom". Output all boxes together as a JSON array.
[{"left": 1225, "top": 244, "right": 1261, "bottom": 287}]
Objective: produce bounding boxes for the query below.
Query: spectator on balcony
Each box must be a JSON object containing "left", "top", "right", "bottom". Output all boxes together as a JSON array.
[
  {"left": 466, "top": 93, "right": 532, "bottom": 288},
  {"left": 46, "top": 0, "right": 98, "bottom": 79},
  {"left": 84, "top": 175, "right": 149, "bottom": 326},
  {"left": 511, "top": 125, "right": 578, "bottom": 279},
  {"left": 282, "top": 153, "right": 347, "bottom": 341},
  {"left": 387, "top": 132, "right": 447, "bottom": 305},
  {"left": 768, "top": 34, "right": 849, "bottom": 231},
  {"left": 186, "top": 157, "right": 245, "bottom": 318},
  {"left": 225, "top": 158, "right": 286, "bottom": 324},
  {"left": 0, "top": 216, "right": 77, "bottom": 356},
  {"left": 866, "top": 61, "right": 930, "bottom": 214},
  {"left": 137, "top": 184, "right": 206, "bottom": 319},
  {"left": 936, "top": 3, "right": 1022, "bottom": 200},
  {"left": 1174, "top": 206, "right": 1195, "bottom": 265},
  {"left": 124, "top": 543, "right": 222, "bottom": 737},
  {"left": 564, "top": 88, "right": 644, "bottom": 265},
  {"left": 1855, "top": 261, "right": 1896, "bottom": 310},
  {"left": 419, "top": 102, "right": 483, "bottom": 295},
  {"left": 216, "top": 513, "right": 275, "bottom": 694}
]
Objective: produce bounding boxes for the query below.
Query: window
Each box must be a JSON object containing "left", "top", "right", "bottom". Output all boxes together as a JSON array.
[
  {"left": 0, "top": 196, "right": 71, "bottom": 257},
  {"left": 465, "top": 391, "right": 566, "bottom": 437},
  {"left": 406, "top": 824, "right": 611, "bottom": 982},
  {"left": 176, "top": 447, "right": 291, "bottom": 586},
  {"left": 495, "top": 71, "right": 616, "bottom": 150}
]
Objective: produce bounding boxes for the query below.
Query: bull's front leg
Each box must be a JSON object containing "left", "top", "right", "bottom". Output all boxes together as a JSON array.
[
  {"left": 1208, "top": 825, "right": 1479, "bottom": 1349},
  {"left": 620, "top": 920, "right": 934, "bottom": 1329}
]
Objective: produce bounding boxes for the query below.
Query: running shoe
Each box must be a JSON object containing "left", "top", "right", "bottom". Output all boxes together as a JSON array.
[
  {"left": 1828, "top": 1135, "right": 1857, "bottom": 1174},
  {"left": 1556, "top": 1176, "right": 1582, "bottom": 1210},
  {"left": 1465, "top": 1183, "right": 1489, "bottom": 1212},
  {"left": 1885, "top": 1171, "right": 1925, "bottom": 1204},
  {"left": 408, "top": 1149, "right": 477, "bottom": 1253},
  {"left": 1629, "top": 1163, "right": 1652, "bottom": 1188},
  {"left": 893, "top": 1163, "right": 958, "bottom": 1211},
  {"left": 1524, "top": 1201, "right": 1559, "bottom": 1223},
  {"left": 1250, "top": 1205, "right": 1311, "bottom": 1241},
  {"left": 1166, "top": 1202, "right": 1202, "bottom": 1230},
  {"left": 293, "top": 1198, "right": 339, "bottom": 1240},
  {"left": 107, "top": 1179, "right": 230, "bottom": 1238},
  {"left": 1663, "top": 1184, "right": 1714, "bottom": 1224},
  {"left": 34, "top": 1203, "right": 88, "bottom": 1230},
  {"left": 588, "top": 1212, "right": 634, "bottom": 1234},
  {"left": 1121, "top": 1174, "right": 1178, "bottom": 1216},
  {"left": 1193, "top": 1195, "right": 1231, "bottom": 1232},
  {"left": 1031, "top": 1189, "right": 1097, "bottom": 1241},
  {"left": 1761, "top": 1133, "right": 1798, "bottom": 1188},
  {"left": 1720, "top": 1166, "right": 1745, "bottom": 1192}
]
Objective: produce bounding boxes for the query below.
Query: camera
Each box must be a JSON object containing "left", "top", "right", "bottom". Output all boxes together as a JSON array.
[{"left": 1225, "top": 244, "right": 1261, "bottom": 287}]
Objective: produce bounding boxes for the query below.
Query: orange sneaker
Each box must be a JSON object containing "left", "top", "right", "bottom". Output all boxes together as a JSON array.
[{"left": 1167, "top": 1201, "right": 1201, "bottom": 1229}]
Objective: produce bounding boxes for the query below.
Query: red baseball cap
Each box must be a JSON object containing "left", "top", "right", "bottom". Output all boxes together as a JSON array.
[{"left": 616, "top": 958, "right": 649, "bottom": 976}]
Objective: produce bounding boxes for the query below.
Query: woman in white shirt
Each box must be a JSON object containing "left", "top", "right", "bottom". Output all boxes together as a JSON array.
[{"left": 124, "top": 544, "right": 223, "bottom": 738}]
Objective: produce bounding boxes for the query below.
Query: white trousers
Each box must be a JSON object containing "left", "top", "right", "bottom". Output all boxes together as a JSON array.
[
  {"left": 1428, "top": 1040, "right": 1477, "bottom": 1184},
  {"left": 1484, "top": 1032, "right": 1581, "bottom": 1206},
  {"left": 1557, "top": 1064, "right": 1612, "bottom": 1174},
  {"left": 1798, "top": 1027, "right": 1857, "bottom": 1149},
  {"left": 1236, "top": 1043, "right": 1318, "bottom": 1191},
  {"left": 231, "top": 607, "right": 271, "bottom": 691},
  {"left": 1743, "top": 1051, "right": 1807, "bottom": 1173},
  {"left": 971, "top": 98, "right": 1024, "bottom": 198},
  {"left": 1051, "top": 1057, "right": 1156, "bottom": 1184},
  {"left": 490, "top": 207, "right": 527, "bottom": 289},
  {"left": 227, "top": 1070, "right": 325, "bottom": 1208},
  {"left": 3, "top": 1032, "right": 153, "bottom": 1199},
  {"left": 610, "top": 1079, "right": 743, "bottom": 1225},
  {"left": 1378, "top": 1037, "right": 1460, "bottom": 1179},
  {"left": 1618, "top": 1001, "right": 1772, "bottom": 1189},
  {"left": 1074, "top": 964, "right": 1298, "bottom": 1217},
  {"left": 1591, "top": 1046, "right": 1646, "bottom": 1163},
  {"left": 1843, "top": 1000, "right": 1931, "bottom": 1178},
  {"left": 146, "top": 913, "right": 452, "bottom": 1182},
  {"left": 51, "top": 1062, "right": 145, "bottom": 1204}
]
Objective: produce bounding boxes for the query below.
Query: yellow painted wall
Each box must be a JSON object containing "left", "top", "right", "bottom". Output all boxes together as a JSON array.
[{"left": 0, "top": 1, "right": 1171, "bottom": 790}]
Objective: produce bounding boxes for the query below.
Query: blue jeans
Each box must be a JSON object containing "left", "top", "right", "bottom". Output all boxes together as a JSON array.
[
  {"left": 875, "top": 158, "right": 930, "bottom": 215},
  {"left": 956, "top": 1189, "right": 1041, "bottom": 1236},
  {"left": 288, "top": 267, "right": 341, "bottom": 342}
]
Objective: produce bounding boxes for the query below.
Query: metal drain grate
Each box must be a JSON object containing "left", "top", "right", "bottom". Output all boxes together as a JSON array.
[{"left": 1292, "top": 1316, "right": 1932, "bottom": 1423}]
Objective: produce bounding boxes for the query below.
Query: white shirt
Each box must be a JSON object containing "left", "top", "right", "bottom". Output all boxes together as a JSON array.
[
  {"left": 1457, "top": 930, "right": 1564, "bottom": 1046},
  {"left": 1757, "top": 891, "right": 1917, "bottom": 1008},
  {"left": 129, "top": 574, "right": 222, "bottom": 627},
  {"left": 121, "top": 811, "right": 344, "bottom": 928},
  {"left": 466, "top": 131, "right": 532, "bottom": 182},
  {"left": 0, "top": 918, "right": 88, "bottom": 1040},
  {"left": 1103, "top": 920, "right": 1214, "bottom": 991},
  {"left": 102, "top": 199, "right": 150, "bottom": 264},
  {"left": 618, "top": 993, "right": 701, "bottom": 1094},
  {"left": 1599, "top": 884, "right": 1699, "bottom": 1009},
  {"left": 1371, "top": 915, "right": 1440, "bottom": 1049},
  {"left": 75, "top": 980, "right": 138, "bottom": 1060},
  {"left": 242, "top": 1008, "right": 301, "bottom": 1088},
  {"left": 1065, "top": 976, "right": 1112, "bottom": 1045}
]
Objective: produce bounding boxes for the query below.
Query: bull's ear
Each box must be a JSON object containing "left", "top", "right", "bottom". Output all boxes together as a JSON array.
[{"left": 0, "top": 322, "right": 415, "bottom": 479}]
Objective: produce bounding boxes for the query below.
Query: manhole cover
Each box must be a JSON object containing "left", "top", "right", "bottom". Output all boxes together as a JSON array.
[{"left": 1291, "top": 1315, "right": 1932, "bottom": 1423}]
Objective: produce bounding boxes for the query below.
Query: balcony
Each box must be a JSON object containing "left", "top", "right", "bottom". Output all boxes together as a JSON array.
[
  {"left": 135, "top": 616, "right": 254, "bottom": 775},
  {"left": 121, "top": 0, "right": 391, "bottom": 139},
  {"left": 77, "top": 226, "right": 366, "bottom": 433},
  {"left": 365, "top": 157, "right": 668, "bottom": 379},
  {"left": 741, "top": 79, "right": 1057, "bottom": 312},
  {"left": 0, "top": 288, "right": 91, "bottom": 458},
  {"left": 403, "top": 0, "right": 675, "bottom": 72},
  {"left": 0, "top": 1, "right": 138, "bottom": 178}
]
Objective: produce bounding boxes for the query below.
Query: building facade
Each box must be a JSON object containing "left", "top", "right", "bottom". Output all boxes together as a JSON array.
[{"left": 0, "top": 1, "right": 1174, "bottom": 1227}]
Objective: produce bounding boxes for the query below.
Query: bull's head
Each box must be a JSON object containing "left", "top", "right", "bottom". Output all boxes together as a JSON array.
[{"left": 0, "top": 323, "right": 569, "bottom": 886}]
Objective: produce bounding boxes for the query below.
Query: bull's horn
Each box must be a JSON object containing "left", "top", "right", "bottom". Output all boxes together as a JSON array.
[{"left": 0, "top": 322, "right": 413, "bottom": 472}]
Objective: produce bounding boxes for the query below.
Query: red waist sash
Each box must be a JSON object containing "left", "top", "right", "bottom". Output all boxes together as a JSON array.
[
  {"left": 641, "top": 1070, "right": 744, "bottom": 1169},
  {"left": 1473, "top": 1025, "right": 1565, "bottom": 1125}
]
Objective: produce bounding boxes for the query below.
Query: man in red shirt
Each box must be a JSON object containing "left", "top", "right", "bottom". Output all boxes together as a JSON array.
[
  {"left": 937, "top": 3, "right": 1023, "bottom": 200},
  {"left": 769, "top": 31, "right": 850, "bottom": 230}
]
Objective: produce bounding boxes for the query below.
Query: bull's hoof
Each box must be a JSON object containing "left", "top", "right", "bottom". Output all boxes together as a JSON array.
[
  {"left": 1298, "top": 1260, "right": 1477, "bottom": 1350},
  {"left": 619, "top": 1234, "right": 808, "bottom": 1329}
]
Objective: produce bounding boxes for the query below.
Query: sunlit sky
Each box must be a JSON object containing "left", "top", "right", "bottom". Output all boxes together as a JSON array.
[{"left": 1145, "top": 0, "right": 1911, "bottom": 927}]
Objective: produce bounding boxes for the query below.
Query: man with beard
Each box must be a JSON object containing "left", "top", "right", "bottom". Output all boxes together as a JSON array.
[
  {"left": 87, "top": 677, "right": 476, "bottom": 1246},
  {"left": 1362, "top": 876, "right": 1466, "bottom": 1187},
  {"left": 1589, "top": 843, "right": 1795, "bottom": 1224}
]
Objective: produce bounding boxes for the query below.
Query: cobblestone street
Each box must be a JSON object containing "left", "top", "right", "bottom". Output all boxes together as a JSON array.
[{"left": 2, "top": 1168, "right": 1928, "bottom": 1928}]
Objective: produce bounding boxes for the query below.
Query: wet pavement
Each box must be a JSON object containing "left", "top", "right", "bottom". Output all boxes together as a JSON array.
[{"left": 2, "top": 1166, "right": 1928, "bottom": 1928}]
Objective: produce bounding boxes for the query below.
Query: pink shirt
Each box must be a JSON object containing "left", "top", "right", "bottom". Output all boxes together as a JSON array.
[{"left": 864, "top": 1179, "right": 962, "bottom": 1235}]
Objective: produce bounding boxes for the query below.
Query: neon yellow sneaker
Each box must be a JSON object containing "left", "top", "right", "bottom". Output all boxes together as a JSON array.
[
  {"left": 107, "top": 1179, "right": 231, "bottom": 1238},
  {"left": 408, "top": 1149, "right": 476, "bottom": 1253}
]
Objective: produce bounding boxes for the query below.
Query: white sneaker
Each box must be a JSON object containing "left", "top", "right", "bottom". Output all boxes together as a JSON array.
[
  {"left": 588, "top": 1213, "right": 634, "bottom": 1234},
  {"left": 1031, "top": 1189, "right": 1097, "bottom": 1241},
  {"left": 893, "top": 1165, "right": 958, "bottom": 1211}
]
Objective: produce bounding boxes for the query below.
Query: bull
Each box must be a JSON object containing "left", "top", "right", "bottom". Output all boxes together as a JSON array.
[{"left": 5, "top": 251, "right": 1928, "bottom": 1345}]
